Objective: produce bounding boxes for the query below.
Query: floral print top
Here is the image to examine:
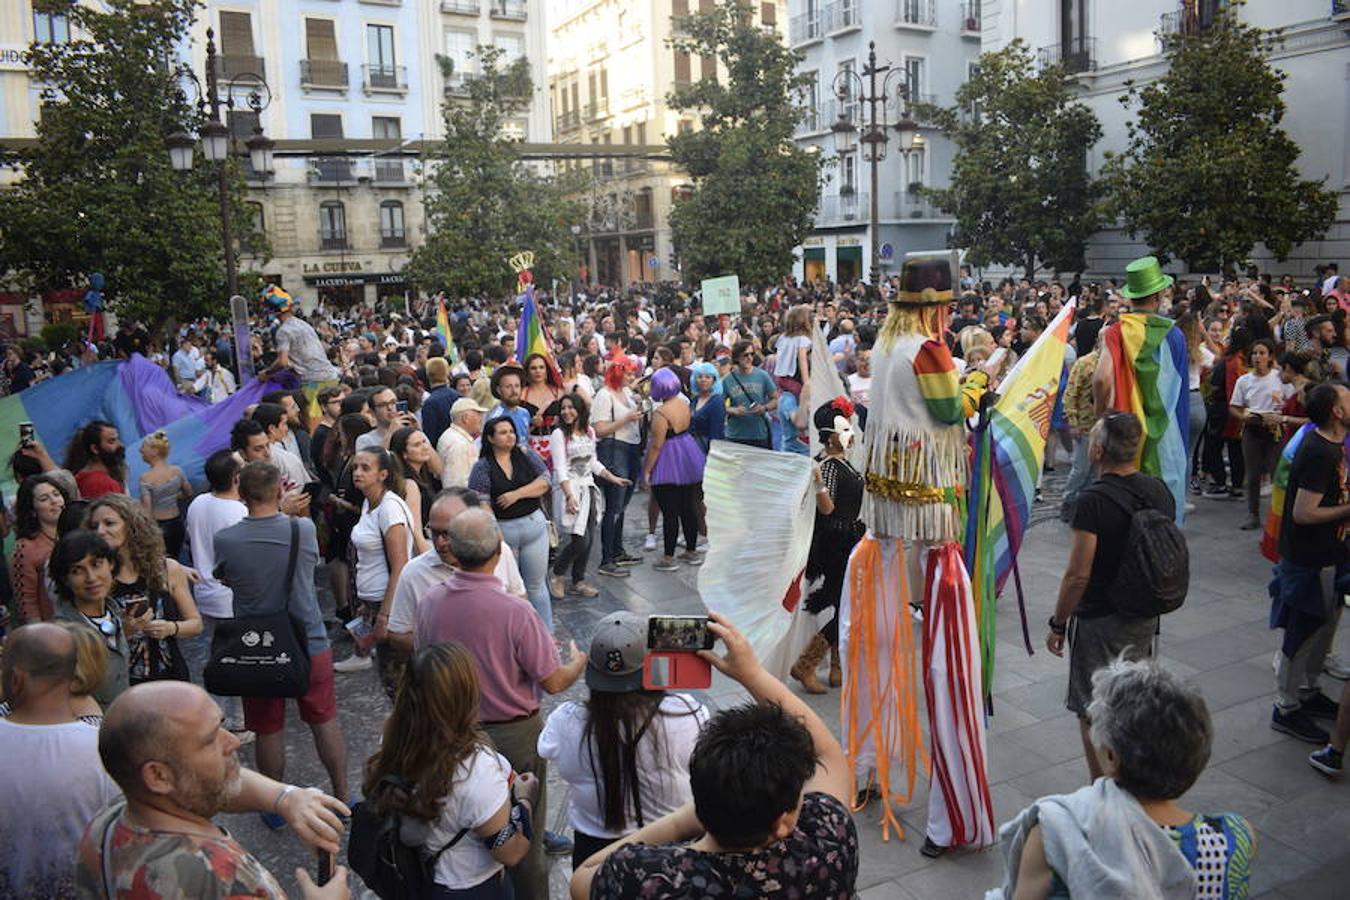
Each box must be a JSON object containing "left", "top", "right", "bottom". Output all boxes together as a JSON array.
[{"left": 591, "top": 792, "right": 858, "bottom": 899}]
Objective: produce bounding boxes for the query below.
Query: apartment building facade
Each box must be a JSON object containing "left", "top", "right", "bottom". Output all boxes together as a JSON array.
[
  {"left": 982, "top": 0, "right": 1350, "bottom": 279},
  {"left": 788, "top": 0, "right": 979, "bottom": 286},
  {"left": 547, "top": 0, "right": 787, "bottom": 287}
]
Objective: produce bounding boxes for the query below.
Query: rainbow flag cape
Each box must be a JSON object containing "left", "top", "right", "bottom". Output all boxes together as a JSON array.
[
  {"left": 436, "top": 294, "right": 458, "bottom": 365},
  {"left": 1102, "top": 313, "right": 1190, "bottom": 521},
  {"left": 0, "top": 354, "right": 286, "bottom": 501},
  {"left": 964, "top": 299, "right": 1075, "bottom": 694}
]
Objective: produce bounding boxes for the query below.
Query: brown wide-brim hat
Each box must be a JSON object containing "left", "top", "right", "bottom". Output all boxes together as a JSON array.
[
  {"left": 894, "top": 251, "right": 958, "bottom": 306},
  {"left": 489, "top": 363, "right": 525, "bottom": 400}
]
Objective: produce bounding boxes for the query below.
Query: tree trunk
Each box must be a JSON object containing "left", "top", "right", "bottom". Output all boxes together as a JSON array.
[{"left": 1025, "top": 252, "right": 1036, "bottom": 282}]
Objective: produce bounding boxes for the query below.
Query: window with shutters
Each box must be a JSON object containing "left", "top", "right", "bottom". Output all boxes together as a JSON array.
[
  {"left": 304, "top": 19, "right": 346, "bottom": 88},
  {"left": 310, "top": 114, "right": 343, "bottom": 139},
  {"left": 310, "top": 116, "right": 350, "bottom": 182},
  {"left": 673, "top": 51, "right": 691, "bottom": 87},
  {"left": 673, "top": 0, "right": 689, "bottom": 17},
  {"left": 380, "top": 202, "right": 406, "bottom": 247},
  {"left": 701, "top": 54, "right": 716, "bottom": 82},
  {"left": 319, "top": 202, "right": 348, "bottom": 250},
  {"left": 761, "top": 3, "right": 776, "bottom": 26},
  {"left": 373, "top": 117, "right": 404, "bottom": 181},
  {"left": 699, "top": 0, "right": 714, "bottom": 11},
  {"left": 495, "top": 33, "right": 524, "bottom": 63},
  {"left": 217, "top": 11, "right": 258, "bottom": 78}
]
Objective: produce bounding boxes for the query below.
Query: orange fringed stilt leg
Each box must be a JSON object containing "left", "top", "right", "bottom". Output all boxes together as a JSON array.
[{"left": 839, "top": 534, "right": 927, "bottom": 842}]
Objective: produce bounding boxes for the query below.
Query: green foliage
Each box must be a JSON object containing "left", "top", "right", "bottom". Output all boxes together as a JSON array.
[
  {"left": 408, "top": 47, "right": 586, "bottom": 299},
  {"left": 916, "top": 41, "right": 1102, "bottom": 277},
  {"left": 667, "top": 1, "right": 821, "bottom": 286},
  {"left": 1101, "top": 4, "right": 1336, "bottom": 272},
  {"left": 0, "top": 0, "right": 266, "bottom": 326},
  {"left": 39, "top": 322, "right": 80, "bottom": 351},
  {"left": 20, "top": 337, "right": 47, "bottom": 356}
]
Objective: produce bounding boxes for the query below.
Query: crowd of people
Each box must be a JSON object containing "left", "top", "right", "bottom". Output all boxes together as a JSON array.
[{"left": 0, "top": 259, "right": 1347, "bottom": 899}]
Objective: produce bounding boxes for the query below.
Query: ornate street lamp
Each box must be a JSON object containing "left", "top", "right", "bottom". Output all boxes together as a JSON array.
[{"left": 168, "top": 27, "right": 272, "bottom": 300}]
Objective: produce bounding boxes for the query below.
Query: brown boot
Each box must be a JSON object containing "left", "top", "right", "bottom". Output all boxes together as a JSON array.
[
  {"left": 829, "top": 643, "right": 842, "bottom": 688},
  {"left": 791, "top": 634, "right": 829, "bottom": 695}
]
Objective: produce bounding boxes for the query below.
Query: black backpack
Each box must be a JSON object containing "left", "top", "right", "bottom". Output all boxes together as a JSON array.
[
  {"left": 348, "top": 776, "right": 470, "bottom": 900},
  {"left": 1091, "top": 479, "right": 1190, "bottom": 617}
]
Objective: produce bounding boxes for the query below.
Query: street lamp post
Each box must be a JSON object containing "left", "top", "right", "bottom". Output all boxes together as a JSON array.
[
  {"left": 569, "top": 224, "right": 582, "bottom": 299},
  {"left": 166, "top": 28, "right": 273, "bottom": 301},
  {"left": 831, "top": 40, "right": 919, "bottom": 291}
]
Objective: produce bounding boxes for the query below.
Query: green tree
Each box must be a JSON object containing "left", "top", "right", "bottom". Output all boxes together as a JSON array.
[
  {"left": 667, "top": 1, "right": 821, "bottom": 286},
  {"left": 0, "top": 0, "right": 265, "bottom": 324},
  {"left": 408, "top": 47, "right": 585, "bottom": 299},
  {"left": 916, "top": 40, "right": 1102, "bottom": 278},
  {"left": 1102, "top": 4, "right": 1336, "bottom": 272}
]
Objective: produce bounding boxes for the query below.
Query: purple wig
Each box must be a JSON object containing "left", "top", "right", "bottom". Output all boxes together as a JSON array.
[{"left": 650, "top": 367, "right": 682, "bottom": 401}]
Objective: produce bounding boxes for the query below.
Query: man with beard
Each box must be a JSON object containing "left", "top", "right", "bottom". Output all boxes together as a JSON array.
[
  {"left": 77, "top": 681, "right": 351, "bottom": 898},
  {"left": 66, "top": 419, "right": 126, "bottom": 499}
]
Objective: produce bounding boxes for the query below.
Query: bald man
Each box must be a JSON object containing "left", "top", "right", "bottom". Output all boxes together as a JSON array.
[
  {"left": 76, "top": 681, "right": 350, "bottom": 899},
  {"left": 0, "top": 623, "right": 119, "bottom": 898}
]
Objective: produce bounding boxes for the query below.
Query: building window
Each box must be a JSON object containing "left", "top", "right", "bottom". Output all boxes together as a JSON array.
[
  {"left": 319, "top": 201, "right": 347, "bottom": 250},
  {"left": 904, "top": 56, "right": 926, "bottom": 103},
  {"left": 304, "top": 18, "right": 346, "bottom": 88},
  {"left": 674, "top": 50, "right": 691, "bottom": 87},
  {"left": 311, "top": 115, "right": 351, "bottom": 182},
  {"left": 373, "top": 117, "right": 404, "bottom": 181},
  {"left": 380, "top": 201, "right": 406, "bottom": 247},
  {"left": 840, "top": 153, "right": 856, "bottom": 192},
  {"left": 367, "top": 24, "right": 397, "bottom": 88},
  {"left": 443, "top": 29, "right": 476, "bottom": 82},
  {"left": 33, "top": 10, "right": 70, "bottom": 45},
  {"left": 761, "top": 2, "right": 776, "bottom": 26},
  {"left": 217, "top": 11, "right": 258, "bottom": 78},
  {"left": 905, "top": 148, "right": 925, "bottom": 191},
  {"left": 494, "top": 33, "right": 524, "bottom": 63},
  {"left": 701, "top": 53, "right": 716, "bottom": 82}
]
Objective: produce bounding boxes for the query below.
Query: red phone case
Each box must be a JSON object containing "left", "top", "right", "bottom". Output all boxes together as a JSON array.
[{"left": 643, "top": 651, "right": 712, "bottom": 691}]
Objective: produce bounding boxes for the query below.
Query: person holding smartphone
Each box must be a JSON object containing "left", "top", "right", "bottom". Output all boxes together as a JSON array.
[
  {"left": 571, "top": 612, "right": 857, "bottom": 900},
  {"left": 721, "top": 341, "right": 778, "bottom": 451}
]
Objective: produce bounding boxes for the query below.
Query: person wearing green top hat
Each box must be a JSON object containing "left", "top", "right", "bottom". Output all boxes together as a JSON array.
[{"left": 1091, "top": 255, "right": 1191, "bottom": 522}]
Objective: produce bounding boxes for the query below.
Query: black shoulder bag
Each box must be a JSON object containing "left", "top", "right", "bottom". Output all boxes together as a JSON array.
[{"left": 205, "top": 518, "right": 312, "bottom": 698}]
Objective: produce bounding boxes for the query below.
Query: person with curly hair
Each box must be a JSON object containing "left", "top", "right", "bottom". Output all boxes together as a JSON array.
[
  {"left": 9, "top": 475, "right": 70, "bottom": 623},
  {"left": 86, "top": 494, "right": 201, "bottom": 685}
]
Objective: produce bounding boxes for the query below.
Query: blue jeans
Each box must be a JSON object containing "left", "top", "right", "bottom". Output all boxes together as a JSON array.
[
  {"left": 597, "top": 439, "right": 640, "bottom": 565},
  {"left": 1060, "top": 437, "right": 1093, "bottom": 522},
  {"left": 778, "top": 392, "right": 809, "bottom": 456},
  {"left": 1187, "top": 389, "right": 1206, "bottom": 483},
  {"left": 498, "top": 510, "right": 552, "bottom": 631}
]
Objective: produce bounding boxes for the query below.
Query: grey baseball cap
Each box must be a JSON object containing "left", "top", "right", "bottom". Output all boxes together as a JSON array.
[{"left": 585, "top": 611, "right": 646, "bottom": 693}]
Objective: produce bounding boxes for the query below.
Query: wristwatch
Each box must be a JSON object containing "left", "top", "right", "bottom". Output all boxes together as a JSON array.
[{"left": 1047, "top": 615, "right": 1067, "bottom": 636}]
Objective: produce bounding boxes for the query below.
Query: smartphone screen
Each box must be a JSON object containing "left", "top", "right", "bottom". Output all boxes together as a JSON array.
[
  {"left": 18, "top": 422, "right": 34, "bottom": 446},
  {"left": 396, "top": 400, "right": 409, "bottom": 413},
  {"left": 317, "top": 850, "right": 334, "bottom": 886},
  {"left": 647, "top": 615, "right": 715, "bottom": 652},
  {"left": 123, "top": 599, "right": 149, "bottom": 620}
]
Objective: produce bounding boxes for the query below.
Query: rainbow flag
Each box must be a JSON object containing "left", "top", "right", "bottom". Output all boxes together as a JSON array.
[
  {"left": 965, "top": 300, "right": 1075, "bottom": 693},
  {"left": 1260, "top": 424, "right": 1350, "bottom": 562},
  {"left": 513, "top": 285, "right": 553, "bottom": 364},
  {"left": 0, "top": 354, "right": 286, "bottom": 500},
  {"left": 1102, "top": 312, "right": 1190, "bottom": 521},
  {"left": 436, "top": 294, "right": 458, "bottom": 365}
]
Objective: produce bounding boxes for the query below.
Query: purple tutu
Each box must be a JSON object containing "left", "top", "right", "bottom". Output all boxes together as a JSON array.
[{"left": 651, "top": 431, "right": 706, "bottom": 485}]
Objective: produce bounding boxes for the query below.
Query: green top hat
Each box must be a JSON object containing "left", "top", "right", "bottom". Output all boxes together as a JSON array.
[{"left": 1119, "top": 255, "right": 1174, "bottom": 301}]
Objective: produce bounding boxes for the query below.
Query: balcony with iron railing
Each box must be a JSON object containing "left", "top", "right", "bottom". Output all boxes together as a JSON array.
[
  {"left": 441, "top": 0, "right": 479, "bottom": 15},
  {"left": 1159, "top": 3, "right": 1221, "bottom": 47},
  {"left": 309, "top": 157, "right": 355, "bottom": 184},
  {"left": 319, "top": 229, "right": 349, "bottom": 251},
  {"left": 488, "top": 0, "right": 527, "bottom": 20},
  {"left": 444, "top": 71, "right": 476, "bottom": 96},
  {"left": 796, "top": 102, "right": 826, "bottom": 135},
  {"left": 960, "top": 1, "right": 981, "bottom": 36},
  {"left": 826, "top": 0, "right": 861, "bottom": 33},
  {"left": 789, "top": 11, "right": 823, "bottom": 46},
  {"left": 555, "top": 109, "right": 581, "bottom": 132},
  {"left": 1038, "top": 37, "right": 1097, "bottom": 74},
  {"left": 214, "top": 55, "right": 266, "bottom": 80},
  {"left": 892, "top": 190, "right": 938, "bottom": 219},
  {"left": 585, "top": 97, "right": 610, "bottom": 121},
  {"left": 381, "top": 228, "right": 407, "bottom": 248},
  {"left": 373, "top": 160, "right": 407, "bottom": 184},
  {"left": 300, "top": 59, "right": 348, "bottom": 90},
  {"left": 895, "top": 0, "right": 937, "bottom": 29},
  {"left": 364, "top": 64, "right": 407, "bottom": 92},
  {"left": 819, "top": 190, "right": 866, "bottom": 223}
]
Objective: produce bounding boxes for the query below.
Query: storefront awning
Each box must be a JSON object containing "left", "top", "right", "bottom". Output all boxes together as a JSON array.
[
  {"left": 803, "top": 247, "right": 826, "bottom": 261},
  {"left": 836, "top": 246, "right": 863, "bottom": 264}
]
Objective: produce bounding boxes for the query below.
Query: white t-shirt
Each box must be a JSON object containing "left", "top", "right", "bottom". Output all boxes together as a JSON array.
[
  {"left": 773, "top": 335, "right": 812, "bottom": 379},
  {"left": 185, "top": 492, "right": 247, "bottom": 618},
  {"left": 849, "top": 374, "right": 872, "bottom": 407},
  {"left": 424, "top": 745, "right": 511, "bottom": 889},
  {"left": 1230, "top": 370, "right": 1290, "bottom": 414},
  {"left": 352, "top": 492, "right": 416, "bottom": 602},
  {"left": 0, "top": 719, "right": 120, "bottom": 897},
  {"left": 1190, "top": 346, "right": 1216, "bottom": 391},
  {"left": 592, "top": 387, "right": 641, "bottom": 444},
  {"left": 269, "top": 442, "right": 311, "bottom": 492},
  {"left": 387, "top": 546, "right": 527, "bottom": 634},
  {"left": 538, "top": 694, "right": 708, "bottom": 838},
  {"left": 275, "top": 316, "right": 340, "bottom": 382}
]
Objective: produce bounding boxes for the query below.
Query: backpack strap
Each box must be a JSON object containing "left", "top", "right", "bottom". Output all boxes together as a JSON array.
[
  {"left": 426, "top": 827, "right": 471, "bottom": 866},
  {"left": 1089, "top": 478, "right": 1146, "bottom": 518}
]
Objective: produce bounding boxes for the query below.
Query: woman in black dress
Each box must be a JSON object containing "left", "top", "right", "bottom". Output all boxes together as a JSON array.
[{"left": 791, "top": 397, "right": 865, "bottom": 694}]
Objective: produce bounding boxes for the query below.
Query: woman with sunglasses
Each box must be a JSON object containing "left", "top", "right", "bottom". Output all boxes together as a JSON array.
[{"left": 51, "top": 529, "right": 129, "bottom": 707}]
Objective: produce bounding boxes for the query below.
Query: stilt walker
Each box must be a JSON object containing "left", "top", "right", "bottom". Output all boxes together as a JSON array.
[{"left": 840, "top": 251, "right": 996, "bottom": 855}]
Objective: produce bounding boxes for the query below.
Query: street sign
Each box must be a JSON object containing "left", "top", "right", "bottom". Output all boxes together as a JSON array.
[
  {"left": 649, "top": 256, "right": 660, "bottom": 269},
  {"left": 880, "top": 242, "right": 894, "bottom": 261},
  {"left": 701, "top": 275, "right": 740, "bottom": 316}
]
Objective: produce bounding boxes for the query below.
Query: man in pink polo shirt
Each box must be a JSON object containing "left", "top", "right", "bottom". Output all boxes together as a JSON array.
[{"left": 415, "top": 507, "right": 586, "bottom": 900}]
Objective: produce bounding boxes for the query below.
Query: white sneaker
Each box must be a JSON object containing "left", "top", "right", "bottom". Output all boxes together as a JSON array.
[
  {"left": 696, "top": 535, "right": 709, "bottom": 550},
  {"left": 643, "top": 533, "right": 658, "bottom": 552},
  {"left": 1261, "top": 482, "right": 1273, "bottom": 498},
  {"left": 333, "top": 654, "right": 373, "bottom": 673},
  {"left": 1325, "top": 654, "right": 1350, "bottom": 680}
]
